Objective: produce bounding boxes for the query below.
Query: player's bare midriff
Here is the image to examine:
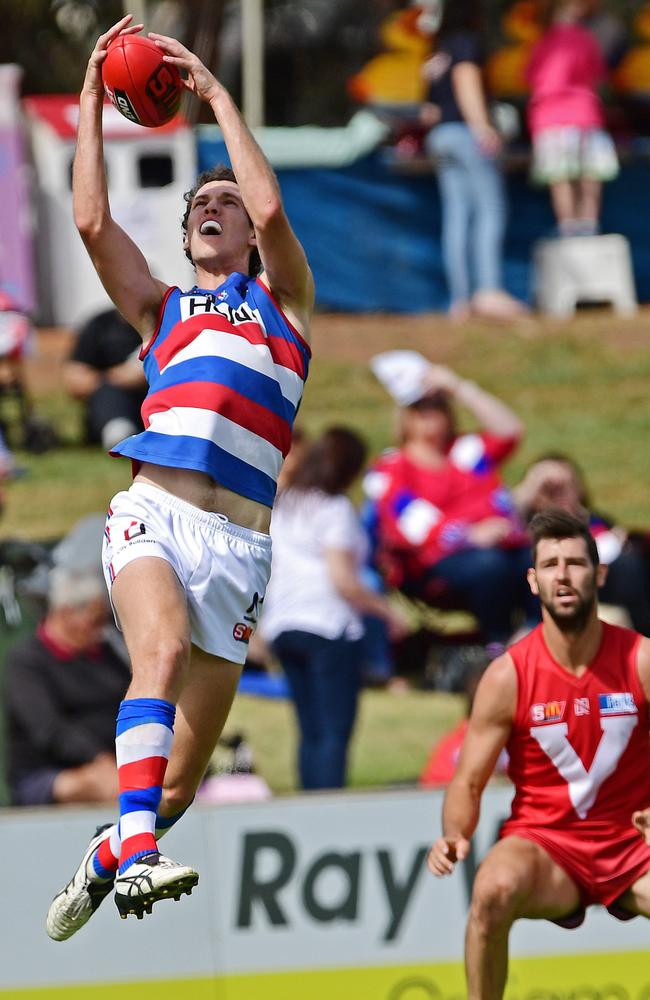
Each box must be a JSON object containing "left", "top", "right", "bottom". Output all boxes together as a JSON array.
[{"left": 134, "top": 462, "right": 272, "bottom": 534}]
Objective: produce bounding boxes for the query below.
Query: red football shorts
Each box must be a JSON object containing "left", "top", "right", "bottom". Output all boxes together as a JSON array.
[{"left": 500, "top": 819, "right": 650, "bottom": 914}]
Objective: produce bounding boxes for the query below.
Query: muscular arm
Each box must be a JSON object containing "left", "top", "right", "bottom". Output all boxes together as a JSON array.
[
  {"left": 428, "top": 654, "right": 516, "bottom": 875},
  {"left": 207, "top": 88, "right": 314, "bottom": 337},
  {"left": 149, "top": 33, "right": 314, "bottom": 342},
  {"left": 73, "top": 17, "right": 168, "bottom": 340}
]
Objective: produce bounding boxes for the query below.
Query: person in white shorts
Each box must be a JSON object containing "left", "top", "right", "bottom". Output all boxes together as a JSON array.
[{"left": 46, "top": 13, "right": 313, "bottom": 939}]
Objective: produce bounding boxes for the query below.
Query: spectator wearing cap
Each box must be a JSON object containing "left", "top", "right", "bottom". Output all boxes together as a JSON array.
[
  {"left": 4, "top": 566, "right": 130, "bottom": 806},
  {"left": 364, "top": 351, "right": 539, "bottom": 646}
]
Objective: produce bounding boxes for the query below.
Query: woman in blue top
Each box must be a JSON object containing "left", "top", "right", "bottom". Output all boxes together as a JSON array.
[{"left": 421, "top": 0, "right": 527, "bottom": 322}]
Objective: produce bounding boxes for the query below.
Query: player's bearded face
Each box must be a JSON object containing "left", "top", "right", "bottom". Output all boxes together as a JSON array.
[{"left": 530, "top": 537, "right": 601, "bottom": 631}]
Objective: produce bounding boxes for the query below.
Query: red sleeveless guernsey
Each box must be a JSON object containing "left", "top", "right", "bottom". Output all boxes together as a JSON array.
[{"left": 504, "top": 622, "right": 650, "bottom": 829}]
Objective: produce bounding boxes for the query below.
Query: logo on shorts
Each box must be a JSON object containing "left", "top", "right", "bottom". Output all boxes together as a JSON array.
[
  {"left": 531, "top": 700, "right": 566, "bottom": 723},
  {"left": 233, "top": 592, "right": 265, "bottom": 642},
  {"left": 244, "top": 591, "right": 264, "bottom": 624},
  {"left": 233, "top": 622, "right": 254, "bottom": 643},
  {"left": 124, "top": 520, "right": 146, "bottom": 541}
]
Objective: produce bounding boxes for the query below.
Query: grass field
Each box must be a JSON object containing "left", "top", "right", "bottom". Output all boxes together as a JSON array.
[
  {"left": 2, "top": 308, "right": 649, "bottom": 793},
  {"left": 6, "top": 308, "right": 650, "bottom": 538}
]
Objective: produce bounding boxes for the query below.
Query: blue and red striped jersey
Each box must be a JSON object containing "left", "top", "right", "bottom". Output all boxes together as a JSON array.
[{"left": 111, "top": 273, "right": 311, "bottom": 507}]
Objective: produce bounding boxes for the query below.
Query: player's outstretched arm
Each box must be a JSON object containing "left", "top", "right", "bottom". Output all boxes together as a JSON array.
[
  {"left": 427, "top": 654, "right": 516, "bottom": 878},
  {"left": 148, "top": 33, "right": 314, "bottom": 342},
  {"left": 74, "top": 15, "right": 168, "bottom": 340}
]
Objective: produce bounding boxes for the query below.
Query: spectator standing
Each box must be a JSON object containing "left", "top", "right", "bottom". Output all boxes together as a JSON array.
[
  {"left": 4, "top": 567, "right": 130, "bottom": 806},
  {"left": 63, "top": 307, "right": 147, "bottom": 450},
  {"left": 420, "top": 0, "right": 527, "bottom": 321},
  {"left": 259, "top": 427, "right": 409, "bottom": 790},
  {"left": 526, "top": 0, "right": 619, "bottom": 236},
  {"left": 366, "top": 351, "right": 538, "bottom": 646}
]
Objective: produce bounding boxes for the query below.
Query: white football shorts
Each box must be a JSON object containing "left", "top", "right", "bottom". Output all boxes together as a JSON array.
[{"left": 102, "top": 482, "right": 272, "bottom": 663}]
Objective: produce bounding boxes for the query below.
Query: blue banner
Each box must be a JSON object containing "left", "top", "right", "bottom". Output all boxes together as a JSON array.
[{"left": 198, "top": 136, "right": 650, "bottom": 312}]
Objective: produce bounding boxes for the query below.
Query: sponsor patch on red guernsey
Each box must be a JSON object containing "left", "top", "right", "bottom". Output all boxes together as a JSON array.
[
  {"left": 530, "top": 700, "right": 566, "bottom": 723},
  {"left": 598, "top": 692, "right": 637, "bottom": 715}
]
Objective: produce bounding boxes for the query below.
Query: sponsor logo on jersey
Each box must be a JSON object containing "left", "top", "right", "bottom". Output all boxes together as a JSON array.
[
  {"left": 180, "top": 294, "right": 265, "bottom": 332},
  {"left": 531, "top": 700, "right": 566, "bottom": 723},
  {"left": 574, "top": 696, "right": 590, "bottom": 716},
  {"left": 124, "top": 520, "right": 146, "bottom": 541},
  {"left": 598, "top": 692, "right": 637, "bottom": 715},
  {"left": 233, "top": 622, "right": 253, "bottom": 643}
]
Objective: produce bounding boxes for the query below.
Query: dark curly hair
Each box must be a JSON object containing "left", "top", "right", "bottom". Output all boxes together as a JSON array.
[
  {"left": 181, "top": 165, "right": 262, "bottom": 277},
  {"left": 530, "top": 509, "right": 599, "bottom": 568}
]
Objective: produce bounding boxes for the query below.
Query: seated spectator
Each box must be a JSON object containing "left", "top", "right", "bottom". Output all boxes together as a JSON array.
[
  {"left": 513, "top": 453, "right": 650, "bottom": 635},
  {"left": 365, "top": 351, "right": 539, "bottom": 646},
  {"left": 63, "top": 307, "right": 147, "bottom": 451},
  {"left": 259, "top": 427, "right": 409, "bottom": 791},
  {"left": 4, "top": 566, "right": 130, "bottom": 806}
]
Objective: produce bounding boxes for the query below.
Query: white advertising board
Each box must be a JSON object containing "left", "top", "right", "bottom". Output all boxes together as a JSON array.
[{"left": 1, "top": 787, "right": 648, "bottom": 999}]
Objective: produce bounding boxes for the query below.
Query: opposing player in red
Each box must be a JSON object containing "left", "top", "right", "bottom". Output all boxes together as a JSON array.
[
  {"left": 428, "top": 508, "right": 650, "bottom": 999},
  {"left": 46, "top": 13, "right": 313, "bottom": 939}
]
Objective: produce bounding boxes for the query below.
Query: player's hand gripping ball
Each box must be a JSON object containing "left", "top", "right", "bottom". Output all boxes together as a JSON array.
[{"left": 102, "top": 35, "right": 182, "bottom": 128}]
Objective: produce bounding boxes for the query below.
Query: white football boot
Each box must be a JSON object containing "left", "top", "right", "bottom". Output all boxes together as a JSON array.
[
  {"left": 46, "top": 824, "right": 115, "bottom": 941},
  {"left": 114, "top": 853, "right": 199, "bottom": 919}
]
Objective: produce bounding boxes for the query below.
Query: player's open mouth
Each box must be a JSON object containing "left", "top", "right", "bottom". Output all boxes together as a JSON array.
[{"left": 200, "top": 220, "right": 222, "bottom": 236}]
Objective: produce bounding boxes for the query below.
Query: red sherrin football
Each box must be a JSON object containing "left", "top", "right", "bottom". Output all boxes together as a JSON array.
[{"left": 102, "top": 35, "right": 182, "bottom": 128}]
